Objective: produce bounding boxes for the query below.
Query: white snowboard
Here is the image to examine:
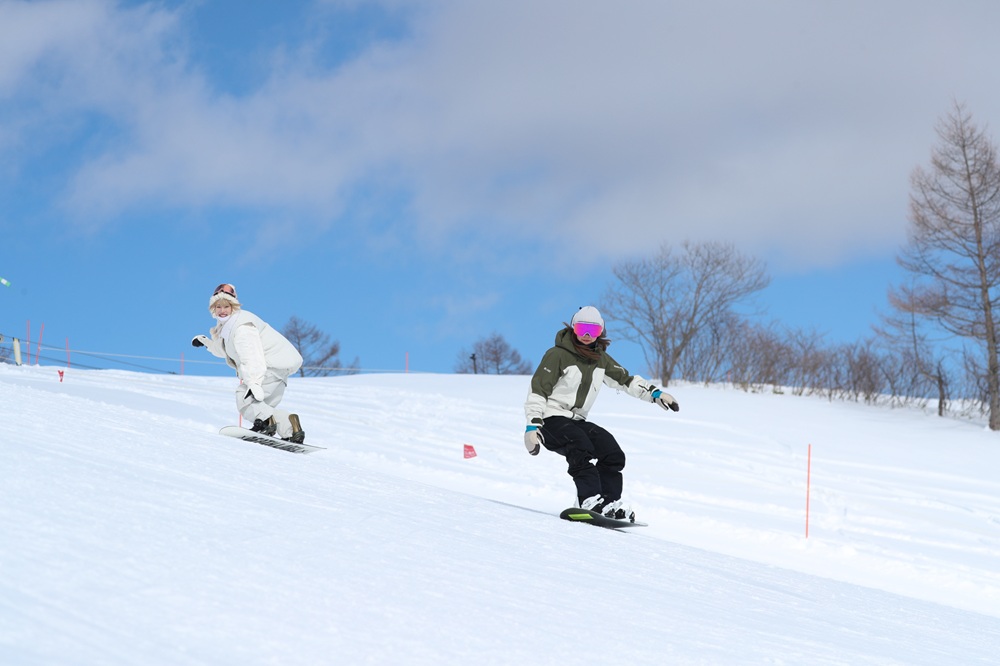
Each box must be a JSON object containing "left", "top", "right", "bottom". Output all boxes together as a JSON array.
[{"left": 219, "top": 426, "right": 324, "bottom": 455}]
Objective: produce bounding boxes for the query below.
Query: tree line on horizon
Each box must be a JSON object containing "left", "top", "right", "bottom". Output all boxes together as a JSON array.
[{"left": 457, "top": 102, "right": 1000, "bottom": 431}]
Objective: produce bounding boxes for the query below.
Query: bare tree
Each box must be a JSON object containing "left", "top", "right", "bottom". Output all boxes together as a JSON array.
[
  {"left": 282, "top": 316, "right": 359, "bottom": 377},
  {"left": 726, "top": 320, "right": 778, "bottom": 391},
  {"left": 784, "top": 327, "right": 831, "bottom": 397},
  {"left": 839, "top": 338, "right": 889, "bottom": 404},
  {"left": 896, "top": 102, "right": 1000, "bottom": 428},
  {"left": 960, "top": 345, "right": 991, "bottom": 418},
  {"left": 455, "top": 333, "right": 532, "bottom": 374},
  {"left": 675, "top": 310, "right": 742, "bottom": 384},
  {"left": 877, "top": 284, "right": 950, "bottom": 415},
  {"left": 602, "top": 240, "right": 770, "bottom": 385}
]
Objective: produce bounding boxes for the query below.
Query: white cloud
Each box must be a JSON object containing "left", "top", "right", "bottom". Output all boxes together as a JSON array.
[{"left": 4, "top": 0, "right": 1000, "bottom": 267}]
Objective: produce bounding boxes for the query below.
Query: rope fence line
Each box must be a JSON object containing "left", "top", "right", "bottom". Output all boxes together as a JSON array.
[
  {"left": 50, "top": 348, "right": 226, "bottom": 364},
  {"left": 0, "top": 335, "right": 412, "bottom": 376}
]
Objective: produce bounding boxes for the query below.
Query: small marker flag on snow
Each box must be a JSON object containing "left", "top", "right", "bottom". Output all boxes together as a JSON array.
[
  {"left": 0, "top": 278, "right": 9, "bottom": 287},
  {"left": 463, "top": 444, "right": 477, "bottom": 459}
]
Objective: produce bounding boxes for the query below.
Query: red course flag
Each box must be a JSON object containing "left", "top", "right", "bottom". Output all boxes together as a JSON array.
[{"left": 463, "top": 444, "right": 477, "bottom": 459}]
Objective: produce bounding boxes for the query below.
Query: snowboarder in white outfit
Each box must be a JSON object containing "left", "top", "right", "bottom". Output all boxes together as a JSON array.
[{"left": 192, "top": 283, "right": 306, "bottom": 443}]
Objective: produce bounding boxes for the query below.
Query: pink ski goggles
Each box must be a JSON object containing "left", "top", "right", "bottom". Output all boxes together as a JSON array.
[{"left": 573, "top": 321, "right": 603, "bottom": 338}]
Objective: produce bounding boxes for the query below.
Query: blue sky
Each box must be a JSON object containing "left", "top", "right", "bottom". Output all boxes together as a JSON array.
[{"left": 2, "top": 0, "right": 998, "bottom": 377}]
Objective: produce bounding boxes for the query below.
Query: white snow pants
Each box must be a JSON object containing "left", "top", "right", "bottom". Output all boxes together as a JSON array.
[{"left": 235, "top": 370, "right": 297, "bottom": 438}]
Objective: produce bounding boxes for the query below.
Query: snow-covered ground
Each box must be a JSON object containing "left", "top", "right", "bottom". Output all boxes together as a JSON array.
[{"left": 2, "top": 364, "right": 999, "bottom": 665}]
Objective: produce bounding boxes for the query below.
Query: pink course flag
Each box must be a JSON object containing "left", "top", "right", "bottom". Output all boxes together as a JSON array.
[{"left": 463, "top": 444, "right": 477, "bottom": 459}]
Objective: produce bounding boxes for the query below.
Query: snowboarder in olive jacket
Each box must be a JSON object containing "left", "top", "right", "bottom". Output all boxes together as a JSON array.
[{"left": 523, "top": 306, "right": 679, "bottom": 521}]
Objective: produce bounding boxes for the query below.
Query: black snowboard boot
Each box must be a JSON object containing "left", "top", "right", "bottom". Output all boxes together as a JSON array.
[
  {"left": 284, "top": 414, "right": 305, "bottom": 444},
  {"left": 251, "top": 416, "right": 277, "bottom": 437}
]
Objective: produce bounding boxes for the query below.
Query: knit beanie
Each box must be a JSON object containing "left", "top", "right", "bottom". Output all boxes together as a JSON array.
[
  {"left": 571, "top": 305, "right": 604, "bottom": 329},
  {"left": 208, "top": 283, "right": 241, "bottom": 313}
]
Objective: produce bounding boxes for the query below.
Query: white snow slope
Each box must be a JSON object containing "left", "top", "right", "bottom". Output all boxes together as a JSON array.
[{"left": 2, "top": 365, "right": 999, "bottom": 665}]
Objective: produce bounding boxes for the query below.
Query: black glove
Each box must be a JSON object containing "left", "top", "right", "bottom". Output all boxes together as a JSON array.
[{"left": 191, "top": 335, "right": 209, "bottom": 348}]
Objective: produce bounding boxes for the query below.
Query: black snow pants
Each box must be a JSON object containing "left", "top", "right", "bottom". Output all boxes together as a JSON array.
[{"left": 538, "top": 415, "right": 626, "bottom": 505}]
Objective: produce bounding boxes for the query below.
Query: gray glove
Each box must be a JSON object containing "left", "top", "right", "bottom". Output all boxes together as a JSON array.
[
  {"left": 524, "top": 418, "right": 544, "bottom": 455},
  {"left": 652, "top": 389, "right": 679, "bottom": 412}
]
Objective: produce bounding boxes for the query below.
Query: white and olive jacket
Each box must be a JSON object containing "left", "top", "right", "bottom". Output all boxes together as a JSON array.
[{"left": 524, "top": 328, "right": 658, "bottom": 425}]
